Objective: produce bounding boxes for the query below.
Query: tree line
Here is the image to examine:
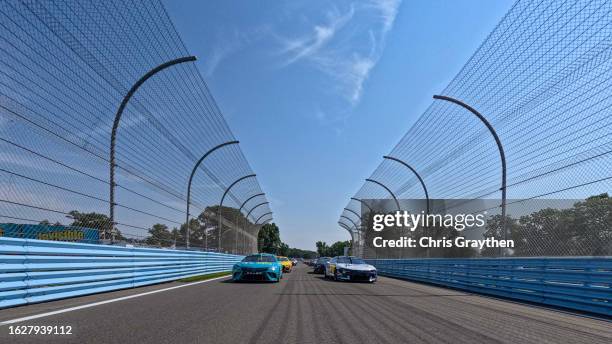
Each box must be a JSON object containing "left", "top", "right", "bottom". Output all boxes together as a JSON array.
[
  {"left": 257, "top": 223, "right": 317, "bottom": 258},
  {"left": 315, "top": 240, "right": 351, "bottom": 257},
  {"left": 481, "top": 193, "right": 611, "bottom": 256},
  {"left": 35, "top": 204, "right": 254, "bottom": 248}
]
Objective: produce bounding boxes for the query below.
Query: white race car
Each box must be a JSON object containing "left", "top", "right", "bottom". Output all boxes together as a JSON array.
[{"left": 324, "top": 256, "right": 377, "bottom": 282}]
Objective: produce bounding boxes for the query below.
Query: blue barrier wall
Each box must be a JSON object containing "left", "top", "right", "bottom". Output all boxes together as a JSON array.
[
  {"left": 367, "top": 258, "right": 611, "bottom": 317},
  {"left": 0, "top": 237, "right": 244, "bottom": 308}
]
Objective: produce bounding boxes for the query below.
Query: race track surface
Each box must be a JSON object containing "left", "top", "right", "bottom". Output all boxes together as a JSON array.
[{"left": 0, "top": 265, "right": 610, "bottom": 344}]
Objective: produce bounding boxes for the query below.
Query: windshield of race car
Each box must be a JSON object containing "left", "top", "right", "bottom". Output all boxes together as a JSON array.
[
  {"left": 337, "top": 257, "right": 367, "bottom": 264},
  {"left": 243, "top": 255, "right": 276, "bottom": 263},
  {"left": 348, "top": 258, "right": 366, "bottom": 264}
]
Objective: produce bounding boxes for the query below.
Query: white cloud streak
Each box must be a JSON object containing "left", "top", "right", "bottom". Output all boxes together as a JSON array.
[
  {"left": 371, "top": 0, "right": 401, "bottom": 33},
  {"left": 204, "top": 27, "right": 269, "bottom": 77},
  {"left": 279, "top": 6, "right": 355, "bottom": 66},
  {"left": 276, "top": 0, "right": 401, "bottom": 106}
]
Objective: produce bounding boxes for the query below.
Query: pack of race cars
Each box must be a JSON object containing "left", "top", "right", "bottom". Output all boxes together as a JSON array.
[
  {"left": 232, "top": 254, "right": 376, "bottom": 283},
  {"left": 232, "top": 254, "right": 298, "bottom": 282}
]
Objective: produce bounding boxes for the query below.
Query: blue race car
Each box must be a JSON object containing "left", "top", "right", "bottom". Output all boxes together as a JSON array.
[{"left": 232, "top": 253, "right": 283, "bottom": 282}]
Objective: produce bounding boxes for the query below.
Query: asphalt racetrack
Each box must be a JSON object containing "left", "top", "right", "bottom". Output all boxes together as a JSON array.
[{"left": 0, "top": 265, "right": 610, "bottom": 344}]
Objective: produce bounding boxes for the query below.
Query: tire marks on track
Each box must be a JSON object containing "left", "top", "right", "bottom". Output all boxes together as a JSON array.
[
  {"left": 350, "top": 281, "right": 504, "bottom": 344},
  {"left": 246, "top": 275, "right": 294, "bottom": 344}
]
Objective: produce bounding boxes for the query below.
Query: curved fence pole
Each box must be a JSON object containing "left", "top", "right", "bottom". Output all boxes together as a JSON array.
[
  {"left": 343, "top": 207, "right": 362, "bottom": 222},
  {"left": 253, "top": 217, "right": 273, "bottom": 251},
  {"left": 339, "top": 221, "right": 357, "bottom": 255},
  {"left": 351, "top": 197, "right": 373, "bottom": 213},
  {"left": 244, "top": 201, "right": 270, "bottom": 245},
  {"left": 255, "top": 212, "right": 273, "bottom": 225},
  {"left": 382, "top": 156, "right": 431, "bottom": 259},
  {"left": 186, "top": 140, "right": 239, "bottom": 248},
  {"left": 351, "top": 197, "right": 373, "bottom": 239},
  {"left": 365, "top": 178, "right": 401, "bottom": 211},
  {"left": 340, "top": 215, "right": 359, "bottom": 254},
  {"left": 433, "top": 95, "right": 507, "bottom": 255},
  {"left": 237, "top": 192, "right": 266, "bottom": 233},
  {"left": 340, "top": 215, "right": 359, "bottom": 230},
  {"left": 217, "top": 174, "right": 257, "bottom": 252},
  {"left": 258, "top": 218, "right": 272, "bottom": 226},
  {"left": 185, "top": 141, "right": 240, "bottom": 249},
  {"left": 338, "top": 221, "right": 356, "bottom": 233},
  {"left": 343, "top": 207, "right": 362, "bottom": 234},
  {"left": 110, "top": 56, "right": 196, "bottom": 242},
  {"left": 234, "top": 193, "right": 265, "bottom": 254},
  {"left": 245, "top": 202, "right": 270, "bottom": 225},
  {"left": 238, "top": 193, "right": 265, "bottom": 213},
  {"left": 383, "top": 156, "right": 430, "bottom": 214},
  {"left": 338, "top": 222, "right": 355, "bottom": 238}
]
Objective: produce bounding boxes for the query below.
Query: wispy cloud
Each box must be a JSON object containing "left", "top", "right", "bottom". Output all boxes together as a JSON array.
[
  {"left": 279, "top": 6, "right": 355, "bottom": 66},
  {"left": 276, "top": 0, "right": 401, "bottom": 106},
  {"left": 370, "top": 0, "right": 401, "bottom": 33},
  {"left": 204, "top": 27, "right": 269, "bottom": 77}
]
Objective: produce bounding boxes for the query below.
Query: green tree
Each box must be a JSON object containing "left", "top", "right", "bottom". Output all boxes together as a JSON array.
[
  {"left": 316, "top": 241, "right": 329, "bottom": 256},
  {"left": 571, "top": 193, "right": 611, "bottom": 255},
  {"left": 146, "top": 223, "right": 174, "bottom": 247},
  {"left": 480, "top": 215, "right": 519, "bottom": 257},
  {"left": 315, "top": 240, "right": 351, "bottom": 257},
  {"left": 68, "top": 211, "right": 124, "bottom": 240},
  {"left": 197, "top": 205, "right": 249, "bottom": 251},
  {"left": 258, "top": 223, "right": 282, "bottom": 254},
  {"left": 286, "top": 248, "right": 317, "bottom": 259},
  {"left": 328, "top": 240, "right": 351, "bottom": 256},
  {"left": 278, "top": 242, "right": 289, "bottom": 256},
  {"left": 199, "top": 205, "right": 249, "bottom": 228},
  {"left": 482, "top": 193, "right": 611, "bottom": 257},
  {"left": 175, "top": 218, "right": 204, "bottom": 247}
]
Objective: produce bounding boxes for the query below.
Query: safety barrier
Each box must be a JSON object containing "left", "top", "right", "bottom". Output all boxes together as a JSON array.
[
  {"left": 367, "top": 258, "right": 612, "bottom": 317},
  {"left": 0, "top": 237, "right": 243, "bottom": 308}
]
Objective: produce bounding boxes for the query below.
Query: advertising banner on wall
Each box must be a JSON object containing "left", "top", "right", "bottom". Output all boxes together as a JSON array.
[{"left": 0, "top": 223, "right": 99, "bottom": 244}]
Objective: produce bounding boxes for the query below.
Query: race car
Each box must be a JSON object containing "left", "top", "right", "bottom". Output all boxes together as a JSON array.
[
  {"left": 232, "top": 253, "right": 282, "bottom": 282},
  {"left": 324, "top": 256, "right": 377, "bottom": 282},
  {"left": 276, "top": 256, "right": 293, "bottom": 273},
  {"left": 312, "top": 257, "right": 330, "bottom": 274}
]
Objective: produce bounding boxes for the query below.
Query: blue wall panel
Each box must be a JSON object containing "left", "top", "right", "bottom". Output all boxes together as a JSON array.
[
  {"left": 367, "top": 258, "right": 612, "bottom": 317},
  {"left": 0, "top": 237, "right": 243, "bottom": 308}
]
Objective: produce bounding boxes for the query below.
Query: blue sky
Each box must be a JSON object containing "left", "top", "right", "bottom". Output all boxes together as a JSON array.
[{"left": 164, "top": 0, "right": 514, "bottom": 250}]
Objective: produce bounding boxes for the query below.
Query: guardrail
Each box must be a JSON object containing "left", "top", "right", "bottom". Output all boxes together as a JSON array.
[
  {"left": 367, "top": 258, "right": 612, "bottom": 317},
  {"left": 0, "top": 237, "right": 243, "bottom": 308}
]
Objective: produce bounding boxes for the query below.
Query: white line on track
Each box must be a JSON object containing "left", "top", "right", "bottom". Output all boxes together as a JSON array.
[{"left": 0, "top": 275, "right": 230, "bottom": 326}]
